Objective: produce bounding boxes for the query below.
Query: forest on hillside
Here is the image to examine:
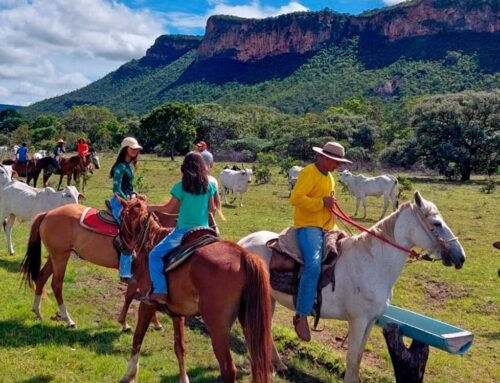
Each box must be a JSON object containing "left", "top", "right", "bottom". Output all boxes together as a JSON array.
[{"left": 3, "top": 89, "right": 499, "bottom": 182}]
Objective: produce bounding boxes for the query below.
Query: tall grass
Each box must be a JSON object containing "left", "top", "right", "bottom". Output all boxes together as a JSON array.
[{"left": 0, "top": 154, "right": 497, "bottom": 382}]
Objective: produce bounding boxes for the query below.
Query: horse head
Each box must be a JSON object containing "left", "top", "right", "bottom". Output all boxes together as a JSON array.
[
  {"left": 410, "top": 191, "right": 466, "bottom": 269},
  {"left": 89, "top": 151, "right": 100, "bottom": 169}
]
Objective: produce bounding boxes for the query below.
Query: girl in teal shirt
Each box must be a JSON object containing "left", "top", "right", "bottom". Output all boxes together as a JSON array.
[
  {"left": 145, "top": 151, "right": 216, "bottom": 304},
  {"left": 109, "top": 137, "right": 142, "bottom": 280}
]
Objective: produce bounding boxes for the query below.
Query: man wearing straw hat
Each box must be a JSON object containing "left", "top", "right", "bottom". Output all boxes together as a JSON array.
[{"left": 290, "top": 141, "right": 352, "bottom": 341}]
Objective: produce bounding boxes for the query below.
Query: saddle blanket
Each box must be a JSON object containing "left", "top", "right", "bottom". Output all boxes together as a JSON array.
[{"left": 80, "top": 207, "right": 119, "bottom": 236}]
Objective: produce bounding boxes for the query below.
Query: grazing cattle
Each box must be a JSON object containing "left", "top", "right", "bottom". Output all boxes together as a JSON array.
[
  {"left": 288, "top": 165, "right": 303, "bottom": 193},
  {"left": 219, "top": 167, "right": 253, "bottom": 207},
  {"left": 339, "top": 169, "right": 399, "bottom": 220},
  {"left": 0, "top": 178, "right": 84, "bottom": 255},
  {"left": 223, "top": 164, "right": 241, "bottom": 171}
]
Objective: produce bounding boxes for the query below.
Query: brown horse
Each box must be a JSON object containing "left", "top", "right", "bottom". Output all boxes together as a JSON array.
[
  {"left": 117, "top": 196, "right": 272, "bottom": 383},
  {"left": 52, "top": 152, "right": 100, "bottom": 190},
  {"left": 1, "top": 157, "right": 57, "bottom": 187},
  {"left": 20, "top": 203, "right": 171, "bottom": 331}
]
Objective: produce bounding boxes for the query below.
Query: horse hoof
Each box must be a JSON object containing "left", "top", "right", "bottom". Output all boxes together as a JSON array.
[
  {"left": 153, "top": 324, "right": 163, "bottom": 331},
  {"left": 122, "top": 326, "right": 132, "bottom": 333},
  {"left": 67, "top": 323, "right": 76, "bottom": 329}
]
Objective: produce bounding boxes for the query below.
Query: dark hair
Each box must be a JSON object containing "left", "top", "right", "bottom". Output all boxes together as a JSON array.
[
  {"left": 109, "top": 146, "right": 139, "bottom": 178},
  {"left": 181, "top": 151, "right": 208, "bottom": 194}
]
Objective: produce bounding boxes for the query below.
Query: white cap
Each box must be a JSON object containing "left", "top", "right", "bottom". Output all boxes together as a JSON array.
[{"left": 120, "top": 137, "right": 142, "bottom": 150}]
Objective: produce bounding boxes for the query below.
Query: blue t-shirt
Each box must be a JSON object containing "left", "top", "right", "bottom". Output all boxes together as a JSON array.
[
  {"left": 171, "top": 181, "right": 216, "bottom": 229},
  {"left": 17, "top": 146, "right": 28, "bottom": 162}
]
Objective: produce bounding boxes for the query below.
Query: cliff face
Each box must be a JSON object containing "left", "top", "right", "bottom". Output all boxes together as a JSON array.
[
  {"left": 139, "top": 35, "right": 202, "bottom": 67},
  {"left": 196, "top": 0, "right": 499, "bottom": 62}
]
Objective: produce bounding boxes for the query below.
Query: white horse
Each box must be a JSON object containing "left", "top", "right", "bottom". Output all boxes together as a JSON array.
[{"left": 238, "top": 191, "right": 466, "bottom": 383}]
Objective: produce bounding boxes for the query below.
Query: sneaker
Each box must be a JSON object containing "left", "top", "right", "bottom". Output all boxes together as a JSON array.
[{"left": 293, "top": 314, "right": 311, "bottom": 342}]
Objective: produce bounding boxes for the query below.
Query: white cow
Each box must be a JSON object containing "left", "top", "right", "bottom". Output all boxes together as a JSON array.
[
  {"left": 288, "top": 165, "right": 303, "bottom": 193},
  {"left": 0, "top": 178, "right": 84, "bottom": 255},
  {"left": 219, "top": 167, "right": 253, "bottom": 207},
  {"left": 339, "top": 169, "right": 399, "bottom": 220},
  {"left": 32, "top": 149, "right": 48, "bottom": 160}
]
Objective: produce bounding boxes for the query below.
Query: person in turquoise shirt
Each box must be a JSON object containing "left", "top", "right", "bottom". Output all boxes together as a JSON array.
[{"left": 145, "top": 151, "right": 216, "bottom": 304}]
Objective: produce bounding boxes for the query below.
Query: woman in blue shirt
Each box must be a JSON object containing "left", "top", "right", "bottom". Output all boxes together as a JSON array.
[
  {"left": 145, "top": 151, "right": 216, "bottom": 304},
  {"left": 109, "top": 137, "right": 142, "bottom": 280}
]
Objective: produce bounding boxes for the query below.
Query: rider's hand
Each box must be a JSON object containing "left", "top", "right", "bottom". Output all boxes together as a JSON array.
[{"left": 323, "top": 196, "right": 335, "bottom": 208}]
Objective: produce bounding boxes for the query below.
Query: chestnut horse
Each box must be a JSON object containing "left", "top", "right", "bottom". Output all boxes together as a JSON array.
[
  {"left": 52, "top": 152, "right": 100, "bottom": 190},
  {"left": 117, "top": 196, "right": 272, "bottom": 383},
  {"left": 20, "top": 203, "right": 172, "bottom": 331}
]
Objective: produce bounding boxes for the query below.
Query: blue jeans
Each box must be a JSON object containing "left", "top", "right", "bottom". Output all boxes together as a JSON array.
[
  {"left": 109, "top": 195, "right": 132, "bottom": 278},
  {"left": 296, "top": 227, "right": 324, "bottom": 316},
  {"left": 149, "top": 227, "right": 190, "bottom": 294}
]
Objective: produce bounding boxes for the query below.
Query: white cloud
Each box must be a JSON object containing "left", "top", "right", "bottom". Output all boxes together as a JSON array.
[
  {"left": 164, "top": 1, "right": 309, "bottom": 32},
  {"left": 382, "top": 0, "right": 406, "bottom": 5},
  {"left": 0, "top": 0, "right": 165, "bottom": 105}
]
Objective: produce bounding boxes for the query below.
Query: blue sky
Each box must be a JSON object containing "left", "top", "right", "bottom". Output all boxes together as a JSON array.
[{"left": 0, "top": 0, "right": 403, "bottom": 106}]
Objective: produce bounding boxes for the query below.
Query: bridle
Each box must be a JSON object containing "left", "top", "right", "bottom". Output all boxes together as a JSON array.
[
  {"left": 331, "top": 200, "right": 457, "bottom": 261},
  {"left": 411, "top": 204, "right": 459, "bottom": 262},
  {"left": 120, "top": 209, "right": 154, "bottom": 257}
]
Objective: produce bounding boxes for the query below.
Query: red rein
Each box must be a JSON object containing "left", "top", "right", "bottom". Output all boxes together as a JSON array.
[{"left": 331, "top": 201, "right": 419, "bottom": 259}]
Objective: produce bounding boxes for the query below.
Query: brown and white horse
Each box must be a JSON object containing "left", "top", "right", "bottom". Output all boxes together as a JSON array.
[
  {"left": 117, "top": 196, "right": 273, "bottom": 383},
  {"left": 20, "top": 203, "right": 166, "bottom": 331}
]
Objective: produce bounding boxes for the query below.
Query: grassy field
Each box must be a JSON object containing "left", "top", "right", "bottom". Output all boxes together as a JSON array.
[{"left": 0, "top": 153, "right": 498, "bottom": 383}]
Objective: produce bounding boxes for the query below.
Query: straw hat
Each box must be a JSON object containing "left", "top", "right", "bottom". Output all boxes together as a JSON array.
[
  {"left": 120, "top": 137, "right": 142, "bottom": 150},
  {"left": 312, "top": 142, "right": 352, "bottom": 163}
]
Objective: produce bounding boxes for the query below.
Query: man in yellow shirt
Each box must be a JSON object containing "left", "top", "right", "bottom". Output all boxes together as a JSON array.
[{"left": 290, "top": 141, "right": 352, "bottom": 341}]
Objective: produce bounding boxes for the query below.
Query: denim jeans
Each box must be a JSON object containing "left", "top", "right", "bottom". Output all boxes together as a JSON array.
[
  {"left": 109, "top": 195, "right": 132, "bottom": 278},
  {"left": 149, "top": 227, "right": 190, "bottom": 294},
  {"left": 296, "top": 227, "right": 324, "bottom": 316}
]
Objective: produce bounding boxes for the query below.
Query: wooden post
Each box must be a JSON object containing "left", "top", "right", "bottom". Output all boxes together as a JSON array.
[{"left": 383, "top": 323, "right": 430, "bottom": 383}]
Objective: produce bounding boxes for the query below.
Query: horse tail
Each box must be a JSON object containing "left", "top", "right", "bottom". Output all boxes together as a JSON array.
[
  {"left": 21, "top": 212, "right": 47, "bottom": 289},
  {"left": 239, "top": 252, "right": 272, "bottom": 383}
]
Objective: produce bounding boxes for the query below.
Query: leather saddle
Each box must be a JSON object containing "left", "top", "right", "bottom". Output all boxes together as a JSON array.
[
  {"left": 266, "top": 227, "right": 347, "bottom": 320},
  {"left": 162, "top": 227, "right": 220, "bottom": 273}
]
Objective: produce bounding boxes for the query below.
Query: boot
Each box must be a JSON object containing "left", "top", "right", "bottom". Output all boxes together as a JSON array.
[{"left": 293, "top": 314, "right": 311, "bottom": 342}]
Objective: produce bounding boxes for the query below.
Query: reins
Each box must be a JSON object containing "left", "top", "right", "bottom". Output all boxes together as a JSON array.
[{"left": 330, "top": 200, "right": 419, "bottom": 258}]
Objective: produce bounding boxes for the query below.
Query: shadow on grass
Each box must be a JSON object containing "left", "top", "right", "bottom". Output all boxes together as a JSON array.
[
  {"left": 0, "top": 257, "right": 22, "bottom": 274},
  {"left": 160, "top": 366, "right": 219, "bottom": 383},
  {"left": 480, "top": 331, "right": 500, "bottom": 341},
  {"left": 407, "top": 176, "right": 490, "bottom": 186},
  {"left": 0, "top": 320, "right": 120, "bottom": 354},
  {"left": 20, "top": 375, "right": 54, "bottom": 383},
  {"left": 186, "top": 316, "right": 247, "bottom": 356},
  {"left": 278, "top": 365, "right": 326, "bottom": 383}
]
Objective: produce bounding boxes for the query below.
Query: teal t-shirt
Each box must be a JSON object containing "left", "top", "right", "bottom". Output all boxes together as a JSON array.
[{"left": 171, "top": 181, "right": 216, "bottom": 229}]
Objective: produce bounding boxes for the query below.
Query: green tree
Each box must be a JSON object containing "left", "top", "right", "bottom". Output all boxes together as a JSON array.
[
  {"left": 61, "top": 105, "right": 122, "bottom": 149},
  {"left": 0, "top": 109, "right": 25, "bottom": 133},
  {"left": 10, "top": 124, "right": 31, "bottom": 146},
  {"left": 411, "top": 91, "right": 500, "bottom": 181},
  {"left": 140, "top": 102, "right": 196, "bottom": 160}
]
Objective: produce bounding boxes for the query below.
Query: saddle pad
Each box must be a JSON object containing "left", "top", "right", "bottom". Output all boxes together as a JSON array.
[{"left": 80, "top": 207, "right": 119, "bottom": 236}]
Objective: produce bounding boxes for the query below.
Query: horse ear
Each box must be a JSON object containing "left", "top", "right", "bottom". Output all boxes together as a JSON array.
[
  {"left": 414, "top": 191, "right": 423, "bottom": 207},
  {"left": 137, "top": 194, "right": 147, "bottom": 203}
]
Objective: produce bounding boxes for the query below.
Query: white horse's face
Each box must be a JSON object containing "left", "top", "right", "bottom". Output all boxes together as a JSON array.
[
  {"left": 413, "top": 191, "right": 466, "bottom": 269},
  {"left": 91, "top": 153, "right": 100, "bottom": 169}
]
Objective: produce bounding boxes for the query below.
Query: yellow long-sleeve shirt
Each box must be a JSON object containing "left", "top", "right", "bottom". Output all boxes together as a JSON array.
[{"left": 290, "top": 163, "right": 336, "bottom": 231}]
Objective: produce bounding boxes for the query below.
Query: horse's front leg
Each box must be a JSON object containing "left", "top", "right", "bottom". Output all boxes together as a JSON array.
[
  {"left": 118, "top": 282, "right": 136, "bottom": 332},
  {"left": 5, "top": 214, "right": 16, "bottom": 255},
  {"left": 57, "top": 174, "right": 63, "bottom": 190},
  {"left": 120, "top": 301, "right": 157, "bottom": 383},
  {"left": 344, "top": 317, "right": 376, "bottom": 383},
  {"left": 173, "top": 316, "right": 190, "bottom": 383}
]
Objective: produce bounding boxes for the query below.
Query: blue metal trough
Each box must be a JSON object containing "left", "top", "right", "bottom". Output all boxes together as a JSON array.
[{"left": 376, "top": 305, "right": 474, "bottom": 355}]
